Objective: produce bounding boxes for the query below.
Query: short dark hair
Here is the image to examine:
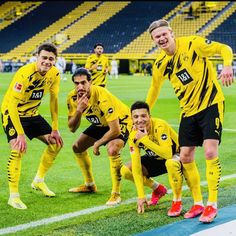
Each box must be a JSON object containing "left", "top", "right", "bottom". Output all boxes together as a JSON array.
[
  {"left": 94, "top": 43, "right": 104, "bottom": 49},
  {"left": 131, "top": 101, "right": 150, "bottom": 114},
  {"left": 37, "top": 43, "right": 58, "bottom": 57},
  {"left": 72, "top": 67, "right": 91, "bottom": 82}
]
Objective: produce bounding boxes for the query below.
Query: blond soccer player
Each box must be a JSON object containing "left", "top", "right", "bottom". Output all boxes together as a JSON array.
[{"left": 146, "top": 19, "right": 234, "bottom": 223}]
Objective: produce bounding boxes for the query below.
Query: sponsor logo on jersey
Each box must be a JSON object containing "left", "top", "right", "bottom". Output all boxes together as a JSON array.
[
  {"left": 176, "top": 69, "right": 193, "bottom": 85},
  {"left": 97, "top": 65, "right": 102, "bottom": 71},
  {"left": 30, "top": 89, "right": 44, "bottom": 100},
  {"left": 86, "top": 115, "right": 101, "bottom": 124},
  {"left": 14, "top": 82, "right": 23, "bottom": 92}
]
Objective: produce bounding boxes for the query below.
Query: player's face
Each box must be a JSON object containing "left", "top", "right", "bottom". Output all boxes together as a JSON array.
[
  {"left": 73, "top": 75, "right": 91, "bottom": 98},
  {"left": 94, "top": 46, "right": 104, "bottom": 55},
  {"left": 151, "top": 27, "right": 174, "bottom": 51},
  {"left": 132, "top": 108, "right": 151, "bottom": 131},
  {"left": 37, "top": 50, "right": 56, "bottom": 75}
]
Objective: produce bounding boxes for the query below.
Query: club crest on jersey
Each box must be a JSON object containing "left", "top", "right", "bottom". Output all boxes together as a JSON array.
[
  {"left": 14, "top": 82, "right": 23, "bottom": 92},
  {"left": 161, "top": 134, "right": 167, "bottom": 140},
  {"left": 108, "top": 108, "right": 113, "bottom": 114},
  {"left": 9, "top": 127, "right": 16, "bottom": 136}
]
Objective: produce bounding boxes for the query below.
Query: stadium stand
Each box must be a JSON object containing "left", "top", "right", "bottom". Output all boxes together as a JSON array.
[
  {"left": 0, "top": 1, "right": 42, "bottom": 31},
  {"left": 0, "top": 1, "right": 80, "bottom": 54},
  {"left": 115, "top": 1, "right": 190, "bottom": 59},
  {"left": 0, "top": 1, "right": 235, "bottom": 64},
  {"left": 201, "top": 3, "right": 236, "bottom": 51},
  {"left": 148, "top": 1, "right": 231, "bottom": 58},
  {"left": 1, "top": 1, "right": 101, "bottom": 60},
  {"left": 63, "top": 1, "right": 180, "bottom": 54},
  {"left": 61, "top": 1, "right": 131, "bottom": 54}
]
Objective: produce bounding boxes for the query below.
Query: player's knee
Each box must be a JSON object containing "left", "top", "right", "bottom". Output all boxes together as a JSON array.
[
  {"left": 72, "top": 145, "right": 86, "bottom": 154},
  {"left": 107, "top": 145, "right": 120, "bottom": 156},
  {"left": 204, "top": 148, "right": 217, "bottom": 159},
  {"left": 48, "top": 144, "right": 62, "bottom": 154},
  {"left": 165, "top": 159, "right": 175, "bottom": 169}
]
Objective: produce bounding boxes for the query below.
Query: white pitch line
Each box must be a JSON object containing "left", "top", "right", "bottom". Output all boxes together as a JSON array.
[
  {"left": 190, "top": 220, "right": 236, "bottom": 236},
  {"left": 0, "top": 174, "right": 236, "bottom": 235}
]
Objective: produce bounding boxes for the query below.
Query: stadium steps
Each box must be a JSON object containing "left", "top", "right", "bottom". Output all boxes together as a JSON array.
[
  {"left": 0, "top": 2, "right": 42, "bottom": 31},
  {"left": 57, "top": 1, "right": 131, "bottom": 53},
  {"left": 147, "top": 1, "right": 229, "bottom": 58},
  {"left": 0, "top": 1, "right": 80, "bottom": 60},
  {"left": 200, "top": 2, "right": 236, "bottom": 37},
  {"left": 1, "top": 1, "right": 101, "bottom": 60},
  {"left": 115, "top": 1, "right": 189, "bottom": 59}
]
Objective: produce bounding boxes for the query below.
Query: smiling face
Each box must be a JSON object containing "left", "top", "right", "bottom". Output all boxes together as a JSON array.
[
  {"left": 73, "top": 75, "right": 91, "bottom": 98},
  {"left": 151, "top": 27, "right": 175, "bottom": 54},
  {"left": 36, "top": 50, "right": 56, "bottom": 75},
  {"left": 131, "top": 108, "right": 151, "bottom": 132}
]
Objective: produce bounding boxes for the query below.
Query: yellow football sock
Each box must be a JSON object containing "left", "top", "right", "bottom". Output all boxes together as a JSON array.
[
  {"left": 120, "top": 165, "right": 133, "bottom": 181},
  {"left": 109, "top": 154, "right": 122, "bottom": 193},
  {"left": 206, "top": 157, "right": 221, "bottom": 203},
  {"left": 36, "top": 144, "right": 61, "bottom": 179},
  {"left": 120, "top": 165, "right": 155, "bottom": 189},
  {"left": 183, "top": 161, "right": 203, "bottom": 203},
  {"left": 165, "top": 159, "right": 183, "bottom": 200},
  {"left": 8, "top": 150, "right": 22, "bottom": 194},
  {"left": 75, "top": 151, "right": 94, "bottom": 184}
]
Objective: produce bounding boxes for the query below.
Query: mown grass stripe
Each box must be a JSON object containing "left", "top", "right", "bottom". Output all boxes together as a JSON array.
[{"left": 0, "top": 174, "right": 236, "bottom": 235}]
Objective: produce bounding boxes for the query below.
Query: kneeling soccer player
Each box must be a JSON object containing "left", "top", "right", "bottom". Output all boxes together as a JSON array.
[{"left": 121, "top": 101, "right": 185, "bottom": 215}]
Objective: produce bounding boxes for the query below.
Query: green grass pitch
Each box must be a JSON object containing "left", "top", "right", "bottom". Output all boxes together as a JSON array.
[{"left": 0, "top": 72, "right": 235, "bottom": 235}]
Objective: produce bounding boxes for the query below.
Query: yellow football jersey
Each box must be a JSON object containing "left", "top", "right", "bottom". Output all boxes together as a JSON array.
[
  {"left": 146, "top": 36, "right": 233, "bottom": 117},
  {"left": 1, "top": 62, "right": 60, "bottom": 133},
  {"left": 129, "top": 118, "right": 179, "bottom": 161},
  {"left": 85, "top": 54, "right": 109, "bottom": 87},
  {"left": 129, "top": 118, "right": 179, "bottom": 198},
  {"left": 67, "top": 85, "right": 131, "bottom": 127}
]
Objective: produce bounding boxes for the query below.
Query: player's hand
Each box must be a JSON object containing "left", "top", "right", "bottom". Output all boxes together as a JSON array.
[
  {"left": 50, "top": 130, "right": 64, "bottom": 147},
  {"left": 91, "top": 64, "right": 98, "bottom": 70},
  {"left": 135, "top": 128, "right": 147, "bottom": 140},
  {"left": 93, "top": 141, "right": 100, "bottom": 156},
  {"left": 137, "top": 198, "right": 148, "bottom": 214},
  {"left": 13, "top": 134, "right": 27, "bottom": 153},
  {"left": 77, "top": 93, "right": 88, "bottom": 112},
  {"left": 103, "top": 68, "right": 109, "bottom": 75},
  {"left": 218, "top": 66, "right": 234, "bottom": 87}
]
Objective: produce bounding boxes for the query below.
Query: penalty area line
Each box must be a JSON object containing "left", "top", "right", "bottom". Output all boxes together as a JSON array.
[{"left": 0, "top": 174, "right": 236, "bottom": 235}]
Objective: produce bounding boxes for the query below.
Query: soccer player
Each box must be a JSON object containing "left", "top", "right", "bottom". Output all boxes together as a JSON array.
[
  {"left": 67, "top": 68, "right": 131, "bottom": 205},
  {"left": 146, "top": 19, "right": 234, "bottom": 223},
  {"left": 110, "top": 58, "right": 119, "bottom": 79},
  {"left": 85, "top": 43, "right": 109, "bottom": 87},
  {"left": 56, "top": 55, "right": 67, "bottom": 81},
  {"left": 121, "top": 101, "right": 183, "bottom": 215},
  {"left": 1, "top": 43, "right": 64, "bottom": 210}
]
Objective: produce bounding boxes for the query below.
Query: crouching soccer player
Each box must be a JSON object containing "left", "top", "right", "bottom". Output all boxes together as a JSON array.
[
  {"left": 67, "top": 68, "right": 131, "bottom": 205},
  {"left": 1, "top": 43, "right": 63, "bottom": 209},
  {"left": 121, "top": 101, "right": 185, "bottom": 215}
]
